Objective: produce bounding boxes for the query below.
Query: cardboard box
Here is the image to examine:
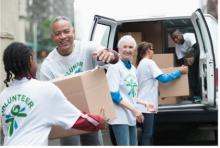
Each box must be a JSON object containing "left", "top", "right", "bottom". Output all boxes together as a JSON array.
[
  {"left": 159, "top": 97, "right": 177, "bottom": 105},
  {"left": 159, "top": 67, "right": 189, "bottom": 98},
  {"left": 152, "top": 53, "right": 174, "bottom": 68},
  {"left": 49, "top": 68, "right": 116, "bottom": 139}
]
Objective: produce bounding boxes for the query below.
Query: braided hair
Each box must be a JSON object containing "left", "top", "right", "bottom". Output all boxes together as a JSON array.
[
  {"left": 3, "top": 42, "right": 34, "bottom": 87},
  {"left": 136, "top": 41, "right": 153, "bottom": 66}
]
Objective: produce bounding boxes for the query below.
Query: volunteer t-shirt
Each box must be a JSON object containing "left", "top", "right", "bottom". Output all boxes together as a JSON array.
[
  {"left": 39, "top": 40, "right": 104, "bottom": 80},
  {"left": 0, "top": 78, "right": 81, "bottom": 146},
  {"left": 106, "top": 60, "right": 138, "bottom": 126},
  {"left": 136, "top": 58, "right": 163, "bottom": 113},
  {"left": 175, "top": 33, "right": 196, "bottom": 59}
]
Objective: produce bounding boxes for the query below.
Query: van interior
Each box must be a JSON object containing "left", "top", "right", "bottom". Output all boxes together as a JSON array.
[{"left": 113, "top": 18, "right": 201, "bottom": 106}]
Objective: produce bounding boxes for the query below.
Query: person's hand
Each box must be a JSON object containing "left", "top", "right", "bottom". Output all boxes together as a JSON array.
[
  {"left": 92, "top": 49, "right": 115, "bottom": 63},
  {"left": 133, "top": 109, "right": 144, "bottom": 123},
  {"left": 179, "top": 65, "right": 188, "bottom": 74},
  {"left": 145, "top": 102, "right": 156, "bottom": 112},
  {"left": 184, "top": 57, "right": 194, "bottom": 66}
]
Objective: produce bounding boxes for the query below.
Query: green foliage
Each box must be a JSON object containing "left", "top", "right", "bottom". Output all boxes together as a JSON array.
[{"left": 37, "top": 16, "right": 55, "bottom": 52}]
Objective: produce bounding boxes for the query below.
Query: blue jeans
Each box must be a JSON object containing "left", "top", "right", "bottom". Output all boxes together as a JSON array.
[
  {"left": 111, "top": 124, "right": 137, "bottom": 146},
  {"left": 60, "top": 130, "right": 103, "bottom": 145},
  {"left": 137, "top": 113, "right": 155, "bottom": 145}
]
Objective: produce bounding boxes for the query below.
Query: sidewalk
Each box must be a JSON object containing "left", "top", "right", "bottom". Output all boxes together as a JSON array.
[
  {"left": 1, "top": 129, "right": 113, "bottom": 146},
  {"left": 49, "top": 129, "right": 113, "bottom": 146}
]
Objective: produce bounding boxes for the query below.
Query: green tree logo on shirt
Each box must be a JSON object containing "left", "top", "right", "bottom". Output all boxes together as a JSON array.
[
  {"left": 124, "top": 75, "right": 138, "bottom": 97},
  {"left": 5, "top": 105, "right": 27, "bottom": 136}
]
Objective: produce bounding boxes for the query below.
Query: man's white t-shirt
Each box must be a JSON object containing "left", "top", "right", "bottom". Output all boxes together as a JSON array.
[
  {"left": 136, "top": 58, "right": 163, "bottom": 113},
  {"left": 106, "top": 60, "right": 138, "bottom": 126},
  {"left": 175, "top": 33, "right": 196, "bottom": 59},
  {"left": 39, "top": 40, "right": 103, "bottom": 80},
  {"left": 0, "top": 78, "right": 81, "bottom": 146}
]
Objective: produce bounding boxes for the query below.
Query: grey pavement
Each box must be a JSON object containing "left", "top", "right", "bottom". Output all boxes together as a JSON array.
[{"left": 49, "top": 129, "right": 113, "bottom": 146}]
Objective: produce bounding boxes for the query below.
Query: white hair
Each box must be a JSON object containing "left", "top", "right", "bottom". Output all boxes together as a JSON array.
[
  {"left": 117, "top": 35, "right": 137, "bottom": 49},
  {"left": 50, "top": 16, "right": 73, "bottom": 32}
]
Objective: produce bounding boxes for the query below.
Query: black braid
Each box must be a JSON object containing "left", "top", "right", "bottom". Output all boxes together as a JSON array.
[{"left": 3, "top": 42, "right": 33, "bottom": 87}]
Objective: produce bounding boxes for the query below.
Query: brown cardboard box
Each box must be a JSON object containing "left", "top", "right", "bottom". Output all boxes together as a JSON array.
[
  {"left": 152, "top": 53, "right": 174, "bottom": 68},
  {"left": 159, "top": 97, "right": 177, "bottom": 105},
  {"left": 159, "top": 67, "right": 189, "bottom": 98},
  {"left": 49, "top": 68, "right": 116, "bottom": 139}
]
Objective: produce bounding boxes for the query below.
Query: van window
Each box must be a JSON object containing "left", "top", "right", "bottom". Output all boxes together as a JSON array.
[{"left": 92, "top": 24, "right": 110, "bottom": 47}]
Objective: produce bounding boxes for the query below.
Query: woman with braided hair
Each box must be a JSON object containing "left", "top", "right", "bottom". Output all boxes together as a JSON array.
[{"left": 0, "top": 42, "right": 105, "bottom": 146}]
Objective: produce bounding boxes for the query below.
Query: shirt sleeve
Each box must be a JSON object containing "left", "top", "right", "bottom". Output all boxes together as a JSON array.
[
  {"left": 156, "top": 70, "right": 182, "bottom": 83},
  {"left": 106, "top": 64, "right": 122, "bottom": 104},
  {"left": 86, "top": 41, "right": 119, "bottom": 65},
  {"left": 87, "top": 41, "right": 105, "bottom": 53},
  {"left": 187, "top": 33, "right": 196, "bottom": 46},
  {"left": 38, "top": 62, "right": 55, "bottom": 81},
  {"left": 85, "top": 41, "right": 105, "bottom": 66},
  {"left": 148, "top": 60, "right": 163, "bottom": 78},
  {"left": 175, "top": 45, "right": 184, "bottom": 60},
  {"left": 110, "top": 91, "right": 122, "bottom": 104},
  {"left": 48, "top": 84, "right": 81, "bottom": 129}
]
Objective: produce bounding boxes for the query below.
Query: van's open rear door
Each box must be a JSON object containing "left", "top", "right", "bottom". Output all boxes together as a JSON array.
[
  {"left": 89, "top": 15, "right": 118, "bottom": 49},
  {"left": 191, "top": 9, "right": 217, "bottom": 106}
]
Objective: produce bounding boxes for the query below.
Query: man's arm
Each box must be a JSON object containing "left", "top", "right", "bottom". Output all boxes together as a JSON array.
[{"left": 92, "top": 48, "right": 119, "bottom": 64}]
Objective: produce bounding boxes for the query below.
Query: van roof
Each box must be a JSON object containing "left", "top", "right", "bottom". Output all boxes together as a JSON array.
[
  {"left": 110, "top": 15, "right": 191, "bottom": 23},
  {"left": 75, "top": 0, "right": 205, "bottom": 21}
]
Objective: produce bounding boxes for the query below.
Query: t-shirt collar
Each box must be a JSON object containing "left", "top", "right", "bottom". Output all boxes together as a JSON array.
[{"left": 121, "top": 60, "right": 131, "bottom": 70}]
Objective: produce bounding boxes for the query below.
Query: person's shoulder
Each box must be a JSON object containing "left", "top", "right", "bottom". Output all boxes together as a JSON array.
[
  {"left": 148, "top": 58, "right": 156, "bottom": 63},
  {"left": 140, "top": 58, "right": 154, "bottom": 65},
  {"left": 114, "top": 60, "right": 123, "bottom": 67},
  {"left": 107, "top": 60, "right": 121, "bottom": 70},
  {"left": 0, "top": 87, "right": 8, "bottom": 98},
  {"left": 79, "top": 40, "right": 103, "bottom": 51},
  {"left": 78, "top": 40, "right": 96, "bottom": 47},
  {"left": 30, "top": 79, "right": 65, "bottom": 101},
  {"left": 40, "top": 48, "right": 57, "bottom": 66},
  {"left": 184, "top": 32, "right": 194, "bottom": 36},
  {"left": 183, "top": 33, "right": 195, "bottom": 39},
  {"left": 145, "top": 58, "right": 159, "bottom": 69},
  {"left": 31, "top": 79, "right": 58, "bottom": 91}
]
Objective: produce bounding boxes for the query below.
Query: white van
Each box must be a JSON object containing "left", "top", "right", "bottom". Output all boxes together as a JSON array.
[{"left": 74, "top": 0, "right": 218, "bottom": 144}]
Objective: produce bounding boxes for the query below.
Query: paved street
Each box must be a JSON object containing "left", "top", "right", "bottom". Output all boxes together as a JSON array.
[
  {"left": 48, "top": 129, "right": 113, "bottom": 146},
  {"left": 0, "top": 127, "right": 217, "bottom": 146}
]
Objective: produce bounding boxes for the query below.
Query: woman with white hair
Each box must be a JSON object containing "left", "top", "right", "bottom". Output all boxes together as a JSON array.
[{"left": 106, "top": 35, "right": 154, "bottom": 145}]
